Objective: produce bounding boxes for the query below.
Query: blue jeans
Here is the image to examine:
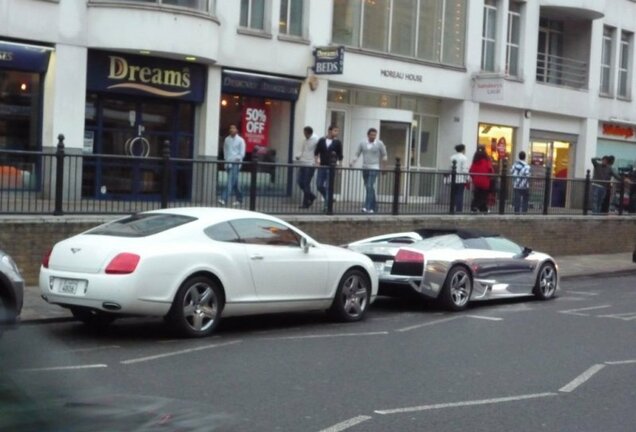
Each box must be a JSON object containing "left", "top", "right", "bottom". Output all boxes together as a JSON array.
[
  {"left": 513, "top": 188, "right": 529, "bottom": 213},
  {"left": 222, "top": 163, "right": 242, "bottom": 204},
  {"left": 362, "top": 169, "right": 379, "bottom": 211},
  {"left": 591, "top": 184, "right": 606, "bottom": 214},
  {"left": 316, "top": 166, "right": 330, "bottom": 201},
  {"left": 451, "top": 183, "right": 465, "bottom": 212},
  {"left": 297, "top": 166, "right": 316, "bottom": 206}
]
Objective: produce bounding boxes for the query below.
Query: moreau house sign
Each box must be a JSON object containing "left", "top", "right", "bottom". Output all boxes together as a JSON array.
[{"left": 380, "top": 69, "right": 423, "bottom": 82}]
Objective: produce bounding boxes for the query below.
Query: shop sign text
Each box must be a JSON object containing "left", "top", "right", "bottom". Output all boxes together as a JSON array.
[
  {"left": 313, "top": 46, "right": 344, "bottom": 75},
  {"left": 242, "top": 103, "right": 270, "bottom": 153},
  {"left": 0, "top": 51, "right": 13, "bottom": 62},
  {"left": 472, "top": 78, "right": 504, "bottom": 101},
  {"left": 602, "top": 123, "right": 635, "bottom": 139},
  {"left": 380, "top": 69, "right": 423, "bottom": 83},
  {"left": 107, "top": 56, "right": 191, "bottom": 97}
]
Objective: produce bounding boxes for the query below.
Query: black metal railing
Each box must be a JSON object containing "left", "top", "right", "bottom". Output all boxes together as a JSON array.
[{"left": 0, "top": 136, "right": 634, "bottom": 216}]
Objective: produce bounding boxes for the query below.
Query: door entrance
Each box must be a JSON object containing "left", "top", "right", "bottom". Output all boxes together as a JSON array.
[
  {"left": 378, "top": 121, "right": 411, "bottom": 198},
  {"left": 83, "top": 94, "right": 195, "bottom": 200},
  {"left": 530, "top": 139, "right": 572, "bottom": 207}
]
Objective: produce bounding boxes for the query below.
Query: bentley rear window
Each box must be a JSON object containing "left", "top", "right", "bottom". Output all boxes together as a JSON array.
[{"left": 88, "top": 214, "right": 196, "bottom": 237}]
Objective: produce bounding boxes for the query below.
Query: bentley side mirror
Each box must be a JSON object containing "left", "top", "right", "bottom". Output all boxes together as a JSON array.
[{"left": 300, "top": 237, "right": 310, "bottom": 254}]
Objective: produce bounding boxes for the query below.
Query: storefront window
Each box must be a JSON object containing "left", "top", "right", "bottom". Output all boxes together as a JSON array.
[
  {"left": 327, "top": 88, "right": 351, "bottom": 104},
  {"left": 478, "top": 123, "right": 515, "bottom": 170},
  {"left": 356, "top": 90, "right": 399, "bottom": 109}
]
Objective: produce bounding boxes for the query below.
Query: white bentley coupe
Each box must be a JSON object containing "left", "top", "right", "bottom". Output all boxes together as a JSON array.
[{"left": 40, "top": 208, "right": 378, "bottom": 337}]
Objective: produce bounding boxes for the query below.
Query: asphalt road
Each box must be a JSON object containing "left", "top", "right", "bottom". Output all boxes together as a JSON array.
[{"left": 1, "top": 274, "right": 635, "bottom": 432}]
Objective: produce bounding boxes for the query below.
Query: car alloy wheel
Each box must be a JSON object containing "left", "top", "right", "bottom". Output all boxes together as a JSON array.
[
  {"left": 441, "top": 266, "right": 472, "bottom": 311},
  {"left": 170, "top": 276, "right": 223, "bottom": 337},
  {"left": 330, "top": 269, "right": 370, "bottom": 322},
  {"left": 534, "top": 263, "right": 557, "bottom": 300}
]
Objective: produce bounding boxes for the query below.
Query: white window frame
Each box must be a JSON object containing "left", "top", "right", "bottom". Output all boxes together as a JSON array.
[
  {"left": 332, "top": 0, "right": 466, "bottom": 66},
  {"left": 618, "top": 31, "right": 632, "bottom": 99},
  {"left": 506, "top": 4, "right": 521, "bottom": 77},
  {"left": 600, "top": 26, "right": 615, "bottom": 96},
  {"left": 279, "top": 0, "right": 304, "bottom": 37},
  {"left": 481, "top": 0, "right": 497, "bottom": 72},
  {"left": 240, "top": 0, "right": 268, "bottom": 31}
]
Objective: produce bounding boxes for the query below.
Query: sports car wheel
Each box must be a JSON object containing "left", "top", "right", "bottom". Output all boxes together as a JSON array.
[
  {"left": 329, "top": 269, "right": 371, "bottom": 322},
  {"left": 440, "top": 266, "right": 472, "bottom": 311},
  {"left": 533, "top": 263, "right": 557, "bottom": 300},
  {"left": 71, "top": 307, "right": 116, "bottom": 329},
  {"left": 169, "top": 276, "right": 223, "bottom": 338}
]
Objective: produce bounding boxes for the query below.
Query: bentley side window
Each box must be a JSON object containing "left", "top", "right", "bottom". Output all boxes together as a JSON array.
[
  {"left": 230, "top": 219, "right": 301, "bottom": 247},
  {"left": 204, "top": 222, "right": 241, "bottom": 243}
]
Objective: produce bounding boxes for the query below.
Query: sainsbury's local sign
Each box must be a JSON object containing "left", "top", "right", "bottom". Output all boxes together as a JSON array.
[{"left": 87, "top": 51, "right": 205, "bottom": 103}]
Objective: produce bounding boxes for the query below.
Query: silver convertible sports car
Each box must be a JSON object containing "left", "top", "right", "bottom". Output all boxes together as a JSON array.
[{"left": 345, "top": 229, "right": 559, "bottom": 311}]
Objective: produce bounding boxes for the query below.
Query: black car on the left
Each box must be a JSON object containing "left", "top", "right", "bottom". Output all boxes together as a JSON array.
[{"left": 0, "top": 249, "right": 24, "bottom": 325}]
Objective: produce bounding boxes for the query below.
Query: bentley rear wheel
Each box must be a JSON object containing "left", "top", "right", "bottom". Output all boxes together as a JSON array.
[
  {"left": 169, "top": 276, "right": 223, "bottom": 338},
  {"left": 440, "top": 266, "right": 472, "bottom": 311}
]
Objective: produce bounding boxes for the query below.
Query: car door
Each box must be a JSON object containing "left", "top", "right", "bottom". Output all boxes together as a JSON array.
[
  {"left": 229, "top": 218, "right": 329, "bottom": 302},
  {"left": 482, "top": 237, "right": 537, "bottom": 293}
]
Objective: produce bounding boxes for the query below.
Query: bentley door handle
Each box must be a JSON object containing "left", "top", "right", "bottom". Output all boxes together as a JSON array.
[{"left": 250, "top": 254, "right": 264, "bottom": 261}]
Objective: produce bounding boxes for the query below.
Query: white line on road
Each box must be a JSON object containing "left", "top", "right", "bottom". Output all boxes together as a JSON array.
[
  {"left": 318, "top": 415, "right": 372, "bottom": 432},
  {"left": 374, "top": 392, "right": 558, "bottom": 415},
  {"left": 558, "top": 305, "right": 612, "bottom": 316},
  {"left": 465, "top": 315, "right": 503, "bottom": 321},
  {"left": 559, "top": 364, "right": 606, "bottom": 393},
  {"left": 605, "top": 359, "right": 636, "bottom": 365},
  {"left": 120, "top": 340, "right": 241, "bottom": 365},
  {"left": 20, "top": 364, "right": 108, "bottom": 372},
  {"left": 597, "top": 312, "right": 636, "bottom": 321},
  {"left": 265, "top": 331, "right": 389, "bottom": 341},
  {"left": 54, "top": 345, "right": 121, "bottom": 354},
  {"left": 395, "top": 316, "right": 460, "bottom": 333},
  {"left": 566, "top": 290, "right": 599, "bottom": 296}
]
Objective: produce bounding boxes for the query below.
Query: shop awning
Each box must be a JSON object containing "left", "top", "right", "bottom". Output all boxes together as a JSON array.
[
  {"left": 222, "top": 70, "right": 302, "bottom": 101},
  {"left": 0, "top": 41, "right": 53, "bottom": 73}
]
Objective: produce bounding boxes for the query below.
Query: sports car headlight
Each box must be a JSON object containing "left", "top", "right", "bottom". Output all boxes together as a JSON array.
[{"left": 1, "top": 255, "right": 21, "bottom": 275}]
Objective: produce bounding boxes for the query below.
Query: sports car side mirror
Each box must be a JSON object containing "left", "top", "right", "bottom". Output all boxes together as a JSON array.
[
  {"left": 300, "top": 237, "right": 310, "bottom": 254},
  {"left": 520, "top": 247, "right": 533, "bottom": 258}
]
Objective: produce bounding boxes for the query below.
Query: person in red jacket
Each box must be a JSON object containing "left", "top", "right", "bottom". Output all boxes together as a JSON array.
[{"left": 469, "top": 146, "right": 494, "bottom": 213}]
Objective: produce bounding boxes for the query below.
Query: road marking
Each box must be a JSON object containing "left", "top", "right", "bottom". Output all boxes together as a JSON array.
[
  {"left": 54, "top": 345, "right": 121, "bottom": 354},
  {"left": 605, "top": 359, "right": 636, "bottom": 365},
  {"left": 558, "top": 305, "right": 612, "bottom": 316},
  {"left": 597, "top": 312, "right": 636, "bottom": 321},
  {"left": 559, "top": 364, "right": 605, "bottom": 393},
  {"left": 265, "top": 331, "right": 388, "bottom": 341},
  {"left": 120, "top": 340, "right": 241, "bottom": 365},
  {"left": 395, "top": 316, "right": 460, "bottom": 333},
  {"left": 20, "top": 364, "right": 108, "bottom": 372},
  {"left": 465, "top": 315, "right": 503, "bottom": 321},
  {"left": 318, "top": 415, "right": 372, "bottom": 432},
  {"left": 374, "top": 392, "right": 557, "bottom": 415},
  {"left": 566, "top": 290, "right": 599, "bottom": 296}
]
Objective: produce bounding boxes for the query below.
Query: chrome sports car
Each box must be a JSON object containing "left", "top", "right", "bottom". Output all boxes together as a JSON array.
[{"left": 345, "top": 229, "right": 559, "bottom": 311}]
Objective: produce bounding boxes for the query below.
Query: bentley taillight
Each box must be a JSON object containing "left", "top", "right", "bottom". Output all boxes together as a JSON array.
[
  {"left": 105, "top": 253, "right": 140, "bottom": 275},
  {"left": 42, "top": 248, "right": 52, "bottom": 268}
]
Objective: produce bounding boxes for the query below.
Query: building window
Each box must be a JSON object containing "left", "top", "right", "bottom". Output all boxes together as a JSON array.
[
  {"left": 332, "top": 0, "right": 467, "bottom": 67},
  {"left": 279, "top": 0, "right": 303, "bottom": 37},
  {"left": 240, "top": 0, "right": 266, "bottom": 30},
  {"left": 94, "top": 0, "right": 213, "bottom": 13},
  {"left": 600, "top": 26, "right": 614, "bottom": 95},
  {"left": 481, "top": 0, "right": 497, "bottom": 72},
  {"left": 618, "top": 31, "right": 632, "bottom": 99},
  {"left": 506, "top": 2, "right": 521, "bottom": 77}
]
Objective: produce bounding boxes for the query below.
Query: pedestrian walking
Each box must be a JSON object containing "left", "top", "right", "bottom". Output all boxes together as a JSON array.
[
  {"left": 510, "top": 151, "right": 531, "bottom": 214},
  {"left": 350, "top": 128, "right": 387, "bottom": 213},
  {"left": 469, "top": 146, "right": 493, "bottom": 213},
  {"left": 295, "top": 126, "right": 318, "bottom": 208},
  {"left": 219, "top": 124, "right": 246, "bottom": 206},
  {"left": 450, "top": 144, "right": 469, "bottom": 212},
  {"left": 590, "top": 155, "right": 620, "bottom": 214},
  {"left": 314, "top": 125, "right": 343, "bottom": 211}
]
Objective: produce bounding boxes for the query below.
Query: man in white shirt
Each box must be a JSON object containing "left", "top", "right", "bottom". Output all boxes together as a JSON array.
[
  {"left": 450, "top": 144, "right": 469, "bottom": 212},
  {"left": 295, "top": 126, "right": 318, "bottom": 208},
  {"left": 219, "top": 124, "right": 246, "bottom": 206},
  {"left": 510, "top": 150, "right": 531, "bottom": 214},
  {"left": 350, "top": 128, "right": 387, "bottom": 213}
]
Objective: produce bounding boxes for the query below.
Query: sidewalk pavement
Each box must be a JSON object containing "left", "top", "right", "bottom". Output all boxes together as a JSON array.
[{"left": 19, "top": 253, "right": 636, "bottom": 323}]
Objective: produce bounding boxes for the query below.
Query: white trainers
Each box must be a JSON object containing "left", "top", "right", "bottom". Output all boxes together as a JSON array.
[
  {"left": 368, "top": 209, "right": 375, "bottom": 214},
  {"left": 217, "top": 199, "right": 226, "bottom": 206},
  {"left": 361, "top": 208, "right": 368, "bottom": 213},
  {"left": 232, "top": 201, "right": 242, "bottom": 207}
]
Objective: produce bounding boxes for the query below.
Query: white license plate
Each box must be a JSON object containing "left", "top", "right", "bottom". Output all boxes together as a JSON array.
[{"left": 56, "top": 279, "right": 85, "bottom": 296}]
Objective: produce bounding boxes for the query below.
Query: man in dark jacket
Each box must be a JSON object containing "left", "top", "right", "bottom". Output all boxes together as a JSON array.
[{"left": 314, "top": 125, "right": 343, "bottom": 210}]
